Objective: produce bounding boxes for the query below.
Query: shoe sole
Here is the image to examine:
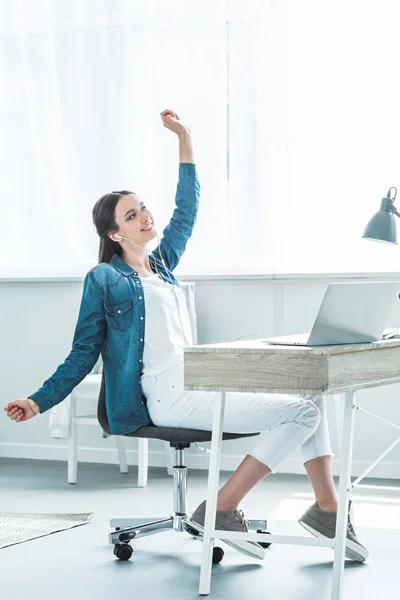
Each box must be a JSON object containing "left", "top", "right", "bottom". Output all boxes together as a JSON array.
[
  {"left": 222, "top": 538, "right": 266, "bottom": 560},
  {"left": 190, "top": 518, "right": 265, "bottom": 561},
  {"left": 298, "top": 516, "right": 368, "bottom": 562}
]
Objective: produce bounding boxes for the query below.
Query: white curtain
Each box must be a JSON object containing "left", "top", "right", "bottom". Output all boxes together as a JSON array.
[
  {"left": 1, "top": 0, "right": 399, "bottom": 277},
  {"left": 278, "top": 0, "right": 400, "bottom": 273}
]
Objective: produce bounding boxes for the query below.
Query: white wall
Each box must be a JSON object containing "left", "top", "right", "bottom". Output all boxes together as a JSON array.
[{"left": 1, "top": 273, "right": 400, "bottom": 480}]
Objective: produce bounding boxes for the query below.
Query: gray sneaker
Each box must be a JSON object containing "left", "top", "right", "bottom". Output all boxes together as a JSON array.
[
  {"left": 298, "top": 501, "right": 369, "bottom": 562},
  {"left": 190, "top": 500, "right": 265, "bottom": 560}
]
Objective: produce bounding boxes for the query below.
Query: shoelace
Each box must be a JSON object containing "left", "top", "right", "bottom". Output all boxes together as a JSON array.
[
  {"left": 347, "top": 513, "right": 356, "bottom": 536},
  {"left": 237, "top": 509, "right": 250, "bottom": 530}
]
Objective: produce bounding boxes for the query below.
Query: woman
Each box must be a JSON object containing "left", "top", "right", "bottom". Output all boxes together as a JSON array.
[{"left": 4, "top": 109, "right": 367, "bottom": 563}]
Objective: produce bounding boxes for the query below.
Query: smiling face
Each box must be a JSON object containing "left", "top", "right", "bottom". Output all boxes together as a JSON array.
[{"left": 112, "top": 193, "right": 157, "bottom": 246}]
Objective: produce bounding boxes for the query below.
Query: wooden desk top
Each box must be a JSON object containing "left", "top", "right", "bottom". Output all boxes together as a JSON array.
[
  {"left": 184, "top": 337, "right": 400, "bottom": 355},
  {"left": 183, "top": 338, "right": 400, "bottom": 394}
]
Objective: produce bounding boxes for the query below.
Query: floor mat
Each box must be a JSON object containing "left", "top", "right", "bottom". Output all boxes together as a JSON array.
[{"left": 0, "top": 511, "right": 93, "bottom": 548}]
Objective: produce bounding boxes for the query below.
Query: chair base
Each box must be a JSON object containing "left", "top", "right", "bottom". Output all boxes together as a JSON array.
[
  {"left": 108, "top": 445, "right": 270, "bottom": 562},
  {"left": 109, "top": 512, "right": 268, "bottom": 545}
]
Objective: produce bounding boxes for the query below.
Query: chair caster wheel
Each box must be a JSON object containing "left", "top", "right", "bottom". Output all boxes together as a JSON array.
[
  {"left": 212, "top": 546, "right": 224, "bottom": 564},
  {"left": 114, "top": 543, "right": 133, "bottom": 560},
  {"left": 257, "top": 530, "right": 272, "bottom": 548},
  {"left": 186, "top": 525, "right": 201, "bottom": 537}
]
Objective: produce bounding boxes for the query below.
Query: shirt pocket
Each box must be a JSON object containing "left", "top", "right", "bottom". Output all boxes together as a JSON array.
[{"left": 105, "top": 299, "right": 133, "bottom": 332}]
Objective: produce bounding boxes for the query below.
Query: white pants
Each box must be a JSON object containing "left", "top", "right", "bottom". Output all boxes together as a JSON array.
[{"left": 142, "top": 363, "right": 333, "bottom": 473}]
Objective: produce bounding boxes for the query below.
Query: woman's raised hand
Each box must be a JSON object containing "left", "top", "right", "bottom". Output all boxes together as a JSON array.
[
  {"left": 160, "top": 109, "right": 191, "bottom": 136},
  {"left": 4, "top": 398, "right": 40, "bottom": 422}
]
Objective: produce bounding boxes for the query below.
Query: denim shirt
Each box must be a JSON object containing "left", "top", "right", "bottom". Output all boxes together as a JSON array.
[{"left": 30, "top": 163, "right": 200, "bottom": 434}]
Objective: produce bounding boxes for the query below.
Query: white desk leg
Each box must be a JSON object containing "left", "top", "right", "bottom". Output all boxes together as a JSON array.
[
  {"left": 199, "top": 392, "right": 226, "bottom": 596},
  {"left": 331, "top": 390, "right": 356, "bottom": 600},
  {"left": 333, "top": 393, "right": 345, "bottom": 452}
]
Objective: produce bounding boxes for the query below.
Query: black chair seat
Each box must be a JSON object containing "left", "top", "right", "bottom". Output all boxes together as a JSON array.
[
  {"left": 97, "top": 374, "right": 260, "bottom": 443},
  {"left": 121, "top": 425, "right": 260, "bottom": 443}
]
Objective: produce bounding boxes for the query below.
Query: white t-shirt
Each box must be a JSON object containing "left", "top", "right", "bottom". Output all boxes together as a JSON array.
[{"left": 139, "top": 274, "right": 193, "bottom": 403}]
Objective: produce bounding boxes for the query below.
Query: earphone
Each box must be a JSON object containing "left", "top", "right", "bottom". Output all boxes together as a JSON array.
[
  {"left": 113, "top": 233, "right": 149, "bottom": 250},
  {"left": 111, "top": 229, "right": 191, "bottom": 347}
]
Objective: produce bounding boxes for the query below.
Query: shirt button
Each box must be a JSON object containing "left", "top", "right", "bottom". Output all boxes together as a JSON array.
[
  {"left": 139, "top": 359, "right": 142, "bottom": 362},
  {"left": 140, "top": 338, "right": 143, "bottom": 342},
  {"left": 117, "top": 310, "right": 121, "bottom": 314},
  {"left": 139, "top": 296, "right": 143, "bottom": 299},
  {"left": 140, "top": 317, "right": 143, "bottom": 320}
]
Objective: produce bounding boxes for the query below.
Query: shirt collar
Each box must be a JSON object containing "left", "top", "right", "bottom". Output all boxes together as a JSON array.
[
  {"left": 110, "top": 253, "right": 163, "bottom": 276},
  {"left": 110, "top": 254, "right": 135, "bottom": 276}
]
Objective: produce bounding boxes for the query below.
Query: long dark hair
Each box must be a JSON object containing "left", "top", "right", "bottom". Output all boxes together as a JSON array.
[{"left": 92, "top": 190, "right": 134, "bottom": 264}]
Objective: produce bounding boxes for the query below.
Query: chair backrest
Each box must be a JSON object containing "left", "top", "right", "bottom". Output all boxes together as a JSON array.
[{"left": 91, "top": 280, "right": 197, "bottom": 375}]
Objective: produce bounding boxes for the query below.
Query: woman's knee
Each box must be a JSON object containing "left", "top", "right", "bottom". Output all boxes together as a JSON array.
[
  {"left": 296, "top": 399, "right": 321, "bottom": 430},
  {"left": 308, "top": 394, "right": 325, "bottom": 412}
]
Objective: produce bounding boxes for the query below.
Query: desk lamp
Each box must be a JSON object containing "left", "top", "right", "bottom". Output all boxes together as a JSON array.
[{"left": 362, "top": 187, "right": 399, "bottom": 244}]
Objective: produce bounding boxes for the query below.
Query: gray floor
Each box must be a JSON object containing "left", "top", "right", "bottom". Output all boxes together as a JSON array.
[{"left": 0, "top": 458, "right": 399, "bottom": 600}]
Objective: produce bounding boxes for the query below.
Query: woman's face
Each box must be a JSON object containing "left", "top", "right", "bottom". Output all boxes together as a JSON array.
[{"left": 113, "top": 193, "right": 157, "bottom": 246}]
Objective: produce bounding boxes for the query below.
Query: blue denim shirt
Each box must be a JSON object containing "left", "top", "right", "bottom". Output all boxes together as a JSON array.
[{"left": 30, "top": 163, "right": 200, "bottom": 434}]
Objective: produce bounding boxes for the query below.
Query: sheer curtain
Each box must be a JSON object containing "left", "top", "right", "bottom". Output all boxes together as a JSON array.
[
  {"left": 0, "top": 0, "right": 155, "bottom": 277},
  {"left": 277, "top": 0, "right": 400, "bottom": 273},
  {"left": 1, "top": 0, "right": 399, "bottom": 277}
]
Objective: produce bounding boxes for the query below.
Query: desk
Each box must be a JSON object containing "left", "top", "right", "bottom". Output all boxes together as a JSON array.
[{"left": 183, "top": 338, "right": 400, "bottom": 599}]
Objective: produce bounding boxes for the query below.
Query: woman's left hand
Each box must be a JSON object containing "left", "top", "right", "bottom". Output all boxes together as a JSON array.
[{"left": 160, "top": 109, "right": 191, "bottom": 137}]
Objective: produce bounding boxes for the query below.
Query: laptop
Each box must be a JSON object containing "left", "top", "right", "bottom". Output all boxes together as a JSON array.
[{"left": 262, "top": 281, "right": 400, "bottom": 346}]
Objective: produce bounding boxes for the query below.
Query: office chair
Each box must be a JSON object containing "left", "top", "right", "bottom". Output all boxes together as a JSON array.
[{"left": 97, "top": 374, "right": 272, "bottom": 564}]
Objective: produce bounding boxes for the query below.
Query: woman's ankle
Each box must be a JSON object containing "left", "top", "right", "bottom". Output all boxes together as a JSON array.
[
  {"left": 316, "top": 500, "right": 338, "bottom": 512},
  {"left": 216, "top": 503, "right": 238, "bottom": 512}
]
